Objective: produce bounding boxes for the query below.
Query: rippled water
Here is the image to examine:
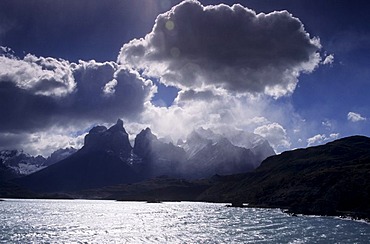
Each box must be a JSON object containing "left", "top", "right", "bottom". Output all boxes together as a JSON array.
[{"left": 0, "top": 199, "right": 369, "bottom": 243}]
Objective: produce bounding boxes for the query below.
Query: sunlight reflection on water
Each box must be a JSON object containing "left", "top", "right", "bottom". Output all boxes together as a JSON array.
[{"left": 0, "top": 199, "right": 369, "bottom": 243}]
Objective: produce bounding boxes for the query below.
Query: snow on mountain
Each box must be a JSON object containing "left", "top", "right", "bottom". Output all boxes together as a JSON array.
[
  {"left": 182, "top": 127, "right": 275, "bottom": 157},
  {"left": 179, "top": 129, "right": 213, "bottom": 159},
  {"left": 0, "top": 150, "right": 46, "bottom": 176},
  {"left": 5, "top": 120, "right": 275, "bottom": 187},
  {"left": 218, "top": 128, "right": 275, "bottom": 162},
  {"left": 0, "top": 147, "right": 78, "bottom": 177},
  {"left": 179, "top": 127, "right": 275, "bottom": 175},
  {"left": 177, "top": 128, "right": 258, "bottom": 178}
]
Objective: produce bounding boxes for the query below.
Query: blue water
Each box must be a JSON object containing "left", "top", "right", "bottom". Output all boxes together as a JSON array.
[{"left": 0, "top": 199, "right": 369, "bottom": 243}]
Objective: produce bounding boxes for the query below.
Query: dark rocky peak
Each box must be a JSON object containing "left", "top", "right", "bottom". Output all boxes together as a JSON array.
[
  {"left": 133, "top": 128, "right": 186, "bottom": 157},
  {"left": 84, "top": 125, "right": 107, "bottom": 148},
  {"left": 133, "top": 128, "right": 158, "bottom": 158},
  {"left": 139, "top": 128, "right": 157, "bottom": 141},
  {"left": 89, "top": 125, "right": 107, "bottom": 134},
  {"left": 83, "top": 119, "right": 132, "bottom": 157},
  {"left": 108, "top": 119, "right": 127, "bottom": 134}
]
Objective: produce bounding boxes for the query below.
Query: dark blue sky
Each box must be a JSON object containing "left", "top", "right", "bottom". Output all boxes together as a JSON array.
[{"left": 0, "top": 0, "right": 369, "bottom": 155}]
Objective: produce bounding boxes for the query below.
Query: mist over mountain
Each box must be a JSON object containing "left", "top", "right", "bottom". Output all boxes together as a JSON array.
[
  {"left": 133, "top": 128, "right": 186, "bottom": 178},
  {"left": 44, "top": 147, "right": 77, "bottom": 167},
  {"left": 220, "top": 129, "right": 276, "bottom": 163},
  {"left": 179, "top": 128, "right": 262, "bottom": 178},
  {"left": 16, "top": 120, "right": 274, "bottom": 192}
]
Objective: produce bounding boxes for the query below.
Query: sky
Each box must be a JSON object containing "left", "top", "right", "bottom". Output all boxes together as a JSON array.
[{"left": 0, "top": 0, "right": 369, "bottom": 156}]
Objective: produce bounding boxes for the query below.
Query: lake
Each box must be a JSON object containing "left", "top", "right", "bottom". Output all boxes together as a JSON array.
[{"left": 0, "top": 199, "right": 369, "bottom": 243}]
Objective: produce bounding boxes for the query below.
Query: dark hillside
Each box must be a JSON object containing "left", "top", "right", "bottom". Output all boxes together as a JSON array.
[{"left": 199, "top": 136, "right": 370, "bottom": 219}]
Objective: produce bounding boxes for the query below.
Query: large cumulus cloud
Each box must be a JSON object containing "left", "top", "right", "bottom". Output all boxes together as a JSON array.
[
  {"left": 119, "top": 0, "right": 321, "bottom": 97},
  {"left": 123, "top": 86, "right": 303, "bottom": 153},
  {"left": 0, "top": 52, "right": 75, "bottom": 97},
  {"left": 0, "top": 50, "right": 155, "bottom": 134},
  {"left": 0, "top": 1, "right": 328, "bottom": 156}
]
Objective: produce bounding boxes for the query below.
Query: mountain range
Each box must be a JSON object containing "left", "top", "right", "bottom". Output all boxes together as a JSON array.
[
  {"left": 12, "top": 119, "right": 274, "bottom": 192},
  {"left": 0, "top": 147, "right": 76, "bottom": 178},
  {"left": 1, "top": 121, "right": 369, "bottom": 221},
  {"left": 75, "top": 135, "right": 370, "bottom": 220}
]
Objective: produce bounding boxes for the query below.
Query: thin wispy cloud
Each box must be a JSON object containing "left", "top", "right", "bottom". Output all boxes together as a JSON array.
[{"left": 347, "top": 112, "right": 367, "bottom": 122}]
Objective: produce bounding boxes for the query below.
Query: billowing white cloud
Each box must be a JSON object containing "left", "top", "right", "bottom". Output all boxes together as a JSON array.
[
  {"left": 119, "top": 0, "right": 321, "bottom": 98},
  {"left": 322, "top": 54, "right": 334, "bottom": 65},
  {"left": 119, "top": 85, "right": 303, "bottom": 153},
  {"left": 254, "top": 122, "right": 291, "bottom": 151},
  {"left": 347, "top": 112, "right": 366, "bottom": 122},
  {"left": 26, "top": 130, "right": 86, "bottom": 156},
  {"left": 0, "top": 1, "right": 328, "bottom": 156},
  {"left": 0, "top": 51, "right": 155, "bottom": 134},
  {"left": 0, "top": 53, "right": 75, "bottom": 97},
  {"left": 329, "top": 133, "right": 340, "bottom": 140},
  {"left": 307, "top": 133, "right": 339, "bottom": 147},
  {"left": 0, "top": 126, "right": 87, "bottom": 156},
  {"left": 307, "top": 134, "right": 325, "bottom": 146},
  {"left": 121, "top": 78, "right": 317, "bottom": 154}
]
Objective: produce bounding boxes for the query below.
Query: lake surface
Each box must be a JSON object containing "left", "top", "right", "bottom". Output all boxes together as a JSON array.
[{"left": 0, "top": 199, "right": 369, "bottom": 243}]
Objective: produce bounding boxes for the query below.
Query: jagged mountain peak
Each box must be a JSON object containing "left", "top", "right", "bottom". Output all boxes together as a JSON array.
[
  {"left": 83, "top": 119, "right": 132, "bottom": 157},
  {"left": 89, "top": 125, "right": 107, "bottom": 134},
  {"left": 140, "top": 127, "right": 156, "bottom": 138},
  {"left": 133, "top": 128, "right": 158, "bottom": 148},
  {"left": 0, "top": 149, "right": 46, "bottom": 177},
  {"left": 180, "top": 127, "right": 275, "bottom": 172},
  {"left": 15, "top": 122, "right": 274, "bottom": 192},
  {"left": 133, "top": 128, "right": 158, "bottom": 158},
  {"left": 108, "top": 119, "right": 127, "bottom": 134},
  {"left": 200, "top": 126, "right": 275, "bottom": 160}
]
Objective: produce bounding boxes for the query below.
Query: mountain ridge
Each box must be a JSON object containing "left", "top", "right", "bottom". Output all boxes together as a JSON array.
[
  {"left": 0, "top": 147, "right": 76, "bottom": 178},
  {"left": 14, "top": 120, "right": 274, "bottom": 192}
]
